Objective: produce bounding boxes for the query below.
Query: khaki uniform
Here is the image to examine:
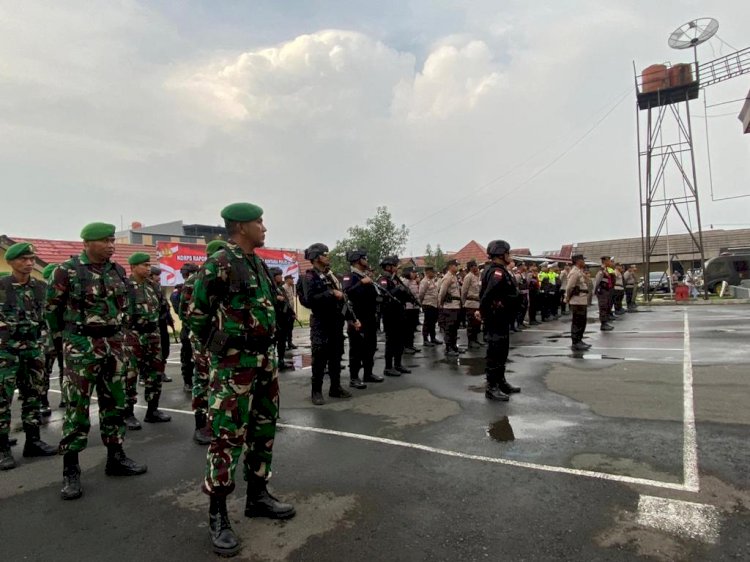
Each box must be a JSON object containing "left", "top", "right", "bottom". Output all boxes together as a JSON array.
[
  {"left": 438, "top": 272, "right": 461, "bottom": 352},
  {"left": 461, "top": 271, "right": 482, "bottom": 343},
  {"left": 565, "top": 266, "right": 589, "bottom": 344},
  {"left": 418, "top": 277, "right": 439, "bottom": 343}
]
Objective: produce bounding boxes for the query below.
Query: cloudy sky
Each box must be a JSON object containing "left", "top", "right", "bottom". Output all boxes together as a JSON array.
[{"left": 1, "top": 0, "right": 748, "bottom": 255}]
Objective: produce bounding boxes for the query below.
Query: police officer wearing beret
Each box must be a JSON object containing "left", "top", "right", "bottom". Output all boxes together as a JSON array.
[
  {"left": 479, "top": 240, "right": 521, "bottom": 401},
  {"left": 377, "top": 256, "right": 412, "bottom": 377},
  {"left": 342, "top": 249, "right": 384, "bottom": 389},
  {"left": 302, "top": 243, "right": 360, "bottom": 405}
]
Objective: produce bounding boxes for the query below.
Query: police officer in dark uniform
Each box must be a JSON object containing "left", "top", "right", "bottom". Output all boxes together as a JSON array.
[
  {"left": 270, "top": 267, "right": 295, "bottom": 371},
  {"left": 302, "top": 243, "right": 360, "bottom": 405},
  {"left": 479, "top": 240, "right": 521, "bottom": 402},
  {"left": 377, "top": 256, "right": 412, "bottom": 377},
  {"left": 342, "top": 249, "right": 384, "bottom": 389},
  {"left": 174, "top": 262, "right": 200, "bottom": 391}
]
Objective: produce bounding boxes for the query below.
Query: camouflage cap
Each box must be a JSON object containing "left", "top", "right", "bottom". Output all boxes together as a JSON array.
[
  {"left": 80, "top": 222, "right": 116, "bottom": 241},
  {"left": 220, "top": 203, "right": 263, "bottom": 223},
  {"left": 205, "top": 239, "right": 228, "bottom": 256},
  {"left": 5, "top": 242, "right": 36, "bottom": 261},
  {"left": 42, "top": 264, "right": 57, "bottom": 280},
  {"left": 128, "top": 252, "right": 151, "bottom": 266}
]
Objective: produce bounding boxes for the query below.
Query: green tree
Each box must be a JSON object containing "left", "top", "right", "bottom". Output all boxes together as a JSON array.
[
  {"left": 424, "top": 244, "right": 447, "bottom": 271},
  {"left": 330, "top": 206, "right": 409, "bottom": 274}
]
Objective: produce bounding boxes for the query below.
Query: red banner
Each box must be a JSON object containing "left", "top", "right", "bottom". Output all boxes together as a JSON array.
[{"left": 156, "top": 242, "right": 299, "bottom": 286}]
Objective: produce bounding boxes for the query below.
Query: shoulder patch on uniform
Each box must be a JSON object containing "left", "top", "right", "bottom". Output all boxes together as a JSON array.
[
  {"left": 343, "top": 276, "right": 350, "bottom": 281},
  {"left": 380, "top": 280, "right": 388, "bottom": 285},
  {"left": 494, "top": 270, "right": 503, "bottom": 278}
]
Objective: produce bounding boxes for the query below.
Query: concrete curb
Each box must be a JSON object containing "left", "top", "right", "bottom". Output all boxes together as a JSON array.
[{"left": 638, "top": 299, "right": 750, "bottom": 306}]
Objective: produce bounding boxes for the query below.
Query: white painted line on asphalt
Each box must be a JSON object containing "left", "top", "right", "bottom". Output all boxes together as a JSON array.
[
  {"left": 636, "top": 494, "right": 720, "bottom": 543},
  {"left": 513, "top": 345, "right": 683, "bottom": 352},
  {"left": 682, "top": 312, "right": 700, "bottom": 492}
]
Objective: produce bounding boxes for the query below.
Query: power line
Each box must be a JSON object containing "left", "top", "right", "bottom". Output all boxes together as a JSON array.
[
  {"left": 706, "top": 97, "right": 749, "bottom": 109},
  {"left": 406, "top": 85, "right": 633, "bottom": 229},
  {"left": 412, "top": 88, "right": 632, "bottom": 243}
]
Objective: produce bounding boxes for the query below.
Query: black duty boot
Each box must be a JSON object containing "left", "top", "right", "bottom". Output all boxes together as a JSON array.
[
  {"left": 209, "top": 496, "right": 241, "bottom": 557},
  {"left": 383, "top": 368, "right": 401, "bottom": 377},
  {"left": 311, "top": 381, "right": 325, "bottom": 405},
  {"left": 40, "top": 395, "right": 52, "bottom": 418},
  {"left": 571, "top": 342, "right": 589, "bottom": 351},
  {"left": 363, "top": 372, "right": 384, "bottom": 383},
  {"left": 61, "top": 451, "right": 82, "bottom": 500},
  {"left": 329, "top": 385, "right": 353, "bottom": 398},
  {"left": 395, "top": 366, "right": 411, "bottom": 374},
  {"left": 193, "top": 413, "right": 212, "bottom": 445},
  {"left": 124, "top": 406, "right": 142, "bottom": 431},
  {"left": 431, "top": 338, "right": 443, "bottom": 345},
  {"left": 349, "top": 378, "right": 367, "bottom": 389},
  {"left": 245, "top": 478, "right": 296, "bottom": 520},
  {"left": 423, "top": 339, "right": 434, "bottom": 347},
  {"left": 105, "top": 445, "right": 148, "bottom": 476},
  {"left": 144, "top": 400, "right": 171, "bottom": 423},
  {"left": 161, "top": 372, "right": 173, "bottom": 383},
  {"left": 0, "top": 435, "right": 16, "bottom": 471},
  {"left": 9, "top": 437, "right": 17, "bottom": 446},
  {"left": 601, "top": 323, "right": 614, "bottom": 331},
  {"left": 485, "top": 383, "right": 510, "bottom": 402},
  {"left": 22, "top": 427, "right": 58, "bottom": 457},
  {"left": 498, "top": 374, "right": 521, "bottom": 394}
]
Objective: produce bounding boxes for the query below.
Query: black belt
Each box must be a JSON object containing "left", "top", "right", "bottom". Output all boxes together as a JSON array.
[
  {"left": 226, "top": 334, "right": 275, "bottom": 353},
  {"left": 66, "top": 324, "right": 119, "bottom": 338}
]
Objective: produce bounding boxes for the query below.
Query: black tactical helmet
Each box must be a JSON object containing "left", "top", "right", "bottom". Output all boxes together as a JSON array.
[
  {"left": 180, "top": 263, "right": 200, "bottom": 275},
  {"left": 304, "top": 243, "right": 329, "bottom": 261},
  {"left": 346, "top": 248, "right": 368, "bottom": 263},
  {"left": 487, "top": 240, "right": 511, "bottom": 257},
  {"left": 269, "top": 267, "right": 283, "bottom": 277},
  {"left": 380, "top": 255, "right": 399, "bottom": 267}
]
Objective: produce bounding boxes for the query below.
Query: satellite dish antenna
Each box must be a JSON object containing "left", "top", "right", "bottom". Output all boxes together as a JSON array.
[{"left": 668, "top": 18, "right": 719, "bottom": 49}]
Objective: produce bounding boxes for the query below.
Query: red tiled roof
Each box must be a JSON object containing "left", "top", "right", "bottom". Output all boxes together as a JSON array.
[
  {"left": 510, "top": 248, "right": 531, "bottom": 256},
  {"left": 9, "top": 237, "right": 157, "bottom": 274},
  {"left": 451, "top": 240, "right": 486, "bottom": 265}
]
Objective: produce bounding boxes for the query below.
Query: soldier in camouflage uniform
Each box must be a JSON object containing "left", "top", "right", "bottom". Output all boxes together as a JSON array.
[
  {"left": 180, "top": 239, "right": 227, "bottom": 446},
  {"left": 121, "top": 252, "right": 171, "bottom": 431},
  {"left": 187, "top": 203, "right": 295, "bottom": 557},
  {"left": 42, "top": 263, "right": 63, "bottom": 412},
  {"left": 46, "top": 223, "right": 147, "bottom": 500},
  {"left": 1, "top": 243, "right": 58, "bottom": 471}
]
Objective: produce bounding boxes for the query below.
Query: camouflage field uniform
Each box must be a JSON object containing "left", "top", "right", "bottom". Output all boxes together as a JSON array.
[
  {"left": 0, "top": 276, "right": 47, "bottom": 437},
  {"left": 187, "top": 242, "right": 278, "bottom": 496},
  {"left": 46, "top": 253, "right": 128, "bottom": 453},
  {"left": 179, "top": 272, "right": 210, "bottom": 415},
  {"left": 122, "top": 276, "right": 165, "bottom": 406}
]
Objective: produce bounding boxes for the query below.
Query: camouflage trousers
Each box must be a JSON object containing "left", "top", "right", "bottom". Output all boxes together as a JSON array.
[
  {"left": 44, "top": 336, "right": 64, "bottom": 396},
  {"left": 59, "top": 335, "right": 127, "bottom": 454},
  {"left": 203, "top": 347, "right": 279, "bottom": 496},
  {"left": 0, "top": 347, "right": 44, "bottom": 436},
  {"left": 123, "top": 330, "right": 164, "bottom": 405},
  {"left": 190, "top": 335, "right": 210, "bottom": 416}
]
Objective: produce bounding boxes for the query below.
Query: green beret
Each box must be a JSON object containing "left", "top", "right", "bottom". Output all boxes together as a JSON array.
[
  {"left": 205, "top": 239, "right": 228, "bottom": 256},
  {"left": 128, "top": 252, "right": 151, "bottom": 266},
  {"left": 42, "top": 264, "right": 57, "bottom": 280},
  {"left": 220, "top": 203, "right": 263, "bottom": 223},
  {"left": 80, "top": 222, "right": 116, "bottom": 241},
  {"left": 5, "top": 242, "right": 36, "bottom": 262}
]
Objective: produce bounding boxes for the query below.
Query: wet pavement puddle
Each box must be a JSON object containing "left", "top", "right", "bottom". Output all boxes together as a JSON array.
[{"left": 487, "top": 416, "right": 515, "bottom": 442}]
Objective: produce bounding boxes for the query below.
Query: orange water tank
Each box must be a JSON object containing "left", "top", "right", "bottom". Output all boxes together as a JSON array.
[
  {"left": 642, "top": 64, "right": 668, "bottom": 93},
  {"left": 668, "top": 64, "right": 693, "bottom": 87}
]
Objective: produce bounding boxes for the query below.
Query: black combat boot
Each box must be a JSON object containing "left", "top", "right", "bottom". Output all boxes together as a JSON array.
[
  {"left": 363, "top": 370, "right": 384, "bottom": 383},
  {"left": 498, "top": 373, "right": 521, "bottom": 395},
  {"left": 329, "top": 375, "right": 353, "bottom": 398},
  {"left": 600, "top": 323, "right": 614, "bottom": 331},
  {"left": 431, "top": 337, "right": 443, "bottom": 345},
  {"left": 123, "top": 405, "right": 142, "bottom": 431},
  {"left": 144, "top": 400, "right": 171, "bottom": 423},
  {"left": 61, "top": 451, "right": 82, "bottom": 500},
  {"left": 423, "top": 338, "right": 434, "bottom": 347},
  {"left": 105, "top": 444, "right": 148, "bottom": 476},
  {"left": 22, "top": 427, "right": 58, "bottom": 457},
  {"left": 383, "top": 367, "right": 401, "bottom": 377},
  {"left": 395, "top": 365, "right": 412, "bottom": 374},
  {"left": 349, "top": 377, "right": 367, "bottom": 389},
  {"left": 193, "top": 413, "right": 212, "bottom": 445},
  {"left": 9, "top": 436, "right": 17, "bottom": 446},
  {"left": 0, "top": 434, "right": 16, "bottom": 471},
  {"left": 485, "top": 372, "right": 510, "bottom": 402},
  {"left": 40, "top": 395, "right": 52, "bottom": 418},
  {"left": 209, "top": 495, "right": 241, "bottom": 557},
  {"left": 245, "top": 477, "right": 296, "bottom": 520},
  {"left": 311, "top": 379, "right": 325, "bottom": 405}
]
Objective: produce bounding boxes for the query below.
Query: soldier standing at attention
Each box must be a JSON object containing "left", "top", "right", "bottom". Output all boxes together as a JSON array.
[
  {"left": 515, "top": 263, "right": 529, "bottom": 330},
  {"left": 402, "top": 267, "right": 421, "bottom": 354},
  {"left": 378, "top": 256, "right": 412, "bottom": 377},
  {"left": 479, "top": 240, "right": 521, "bottom": 402},
  {"left": 624, "top": 265, "right": 638, "bottom": 311},
  {"left": 269, "top": 267, "right": 294, "bottom": 372},
  {"left": 461, "top": 260, "right": 483, "bottom": 348},
  {"left": 178, "top": 239, "right": 227, "bottom": 446},
  {"left": 343, "top": 249, "right": 383, "bottom": 389},
  {"left": 438, "top": 259, "right": 462, "bottom": 357},
  {"left": 187, "top": 203, "right": 296, "bottom": 557},
  {"left": 176, "top": 263, "right": 200, "bottom": 392},
  {"left": 564, "top": 255, "right": 592, "bottom": 352},
  {"left": 559, "top": 264, "right": 571, "bottom": 316},
  {"left": 281, "top": 275, "right": 297, "bottom": 350},
  {"left": 594, "top": 256, "right": 615, "bottom": 331},
  {"left": 40, "top": 263, "right": 60, "bottom": 414},
  {"left": 151, "top": 265, "right": 174, "bottom": 383},
  {"left": 47, "top": 223, "right": 147, "bottom": 500},
  {"left": 418, "top": 266, "right": 441, "bottom": 347},
  {"left": 612, "top": 263, "right": 626, "bottom": 316},
  {"left": 302, "top": 243, "right": 359, "bottom": 405},
  {"left": 1, "top": 243, "right": 58, "bottom": 471},
  {"left": 121, "top": 252, "right": 171, "bottom": 431}
]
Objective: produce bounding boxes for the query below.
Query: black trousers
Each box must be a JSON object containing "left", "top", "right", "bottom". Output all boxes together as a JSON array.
[
  {"left": 528, "top": 291, "right": 540, "bottom": 322},
  {"left": 485, "top": 318, "right": 510, "bottom": 384},
  {"left": 422, "top": 306, "right": 438, "bottom": 342},
  {"left": 597, "top": 290, "right": 613, "bottom": 323},
  {"left": 405, "top": 309, "right": 420, "bottom": 348},
  {"left": 349, "top": 318, "right": 377, "bottom": 379},
  {"left": 570, "top": 305, "right": 588, "bottom": 343},
  {"left": 613, "top": 290, "right": 625, "bottom": 312},
  {"left": 310, "top": 318, "right": 344, "bottom": 391},
  {"left": 383, "top": 311, "right": 405, "bottom": 369},
  {"left": 625, "top": 287, "right": 636, "bottom": 309},
  {"left": 439, "top": 308, "right": 460, "bottom": 351},
  {"left": 516, "top": 296, "right": 528, "bottom": 326},
  {"left": 466, "top": 307, "right": 481, "bottom": 341},
  {"left": 180, "top": 326, "right": 194, "bottom": 386}
]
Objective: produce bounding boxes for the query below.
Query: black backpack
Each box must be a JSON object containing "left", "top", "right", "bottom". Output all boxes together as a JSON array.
[{"left": 296, "top": 271, "right": 311, "bottom": 309}]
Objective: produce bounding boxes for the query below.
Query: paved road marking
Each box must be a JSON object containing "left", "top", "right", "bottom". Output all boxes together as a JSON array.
[
  {"left": 637, "top": 494, "right": 720, "bottom": 543},
  {"left": 513, "top": 345, "right": 683, "bottom": 352},
  {"left": 682, "top": 312, "right": 700, "bottom": 492}
]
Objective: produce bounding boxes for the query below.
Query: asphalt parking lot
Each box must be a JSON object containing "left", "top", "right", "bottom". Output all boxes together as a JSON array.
[{"left": 1, "top": 305, "right": 748, "bottom": 561}]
